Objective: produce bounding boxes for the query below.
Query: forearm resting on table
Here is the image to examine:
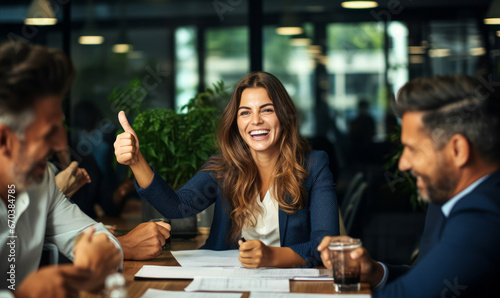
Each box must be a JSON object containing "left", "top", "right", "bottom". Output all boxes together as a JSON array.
[
  {"left": 117, "top": 235, "right": 136, "bottom": 260},
  {"left": 270, "top": 247, "right": 308, "bottom": 268},
  {"left": 130, "top": 153, "right": 154, "bottom": 189}
]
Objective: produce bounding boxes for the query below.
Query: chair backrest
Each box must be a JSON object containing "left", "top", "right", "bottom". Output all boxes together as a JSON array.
[
  {"left": 341, "top": 172, "right": 364, "bottom": 212},
  {"left": 39, "top": 242, "right": 59, "bottom": 267},
  {"left": 341, "top": 172, "right": 368, "bottom": 235}
]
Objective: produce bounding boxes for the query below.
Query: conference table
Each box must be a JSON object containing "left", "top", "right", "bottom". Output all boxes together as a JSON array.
[{"left": 80, "top": 218, "right": 371, "bottom": 297}]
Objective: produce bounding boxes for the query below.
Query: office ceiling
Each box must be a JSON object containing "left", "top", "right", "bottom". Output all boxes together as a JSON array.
[
  {"left": 0, "top": 0, "right": 495, "bottom": 24},
  {"left": 0, "top": 0, "right": 494, "bottom": 10}
]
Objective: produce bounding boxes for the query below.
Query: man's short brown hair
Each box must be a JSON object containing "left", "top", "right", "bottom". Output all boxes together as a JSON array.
[
  {"left": 394, "top": 74, "right": 500, "bottom": 164},
  {"left": 0, "top": 42, "right": 75, "bottom": 134}
]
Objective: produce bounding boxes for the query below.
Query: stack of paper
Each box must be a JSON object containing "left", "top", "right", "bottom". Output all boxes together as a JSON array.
[
  {"left": 141, "top": 289, "right": 371, "bottom": 298},
  {"left": 171, "top": 249, "right": 242, "bottom": 267},
  {"left": 248, "top": 294, "right": 371, "bottom": 298},
  {"left": 135, "top": 265, "right": 323, "bottom": 279},
  {"left": 185, "top": 277, "right": 290, "bottom": 292},
  {"left": 141, "top": 289, "right": 242, "bottom": 298},
  {"left": 135, "top": 249, "right": 336, "bottom": 296}
]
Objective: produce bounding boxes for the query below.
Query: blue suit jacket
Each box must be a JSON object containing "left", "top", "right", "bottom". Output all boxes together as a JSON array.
[
  {"left": 135, "top": 150, "right": 340, "bottom": 267},
  {"left": 383, "top": 203, "right": 446, "bottom": 283},
  {"left": 376, "top": 170, "right": 500, "bottom": 297}
]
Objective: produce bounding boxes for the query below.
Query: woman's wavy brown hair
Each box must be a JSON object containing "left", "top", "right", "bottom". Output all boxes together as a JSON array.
[{"left": 203, "top": 71, "right": 310, "bottom": 243}]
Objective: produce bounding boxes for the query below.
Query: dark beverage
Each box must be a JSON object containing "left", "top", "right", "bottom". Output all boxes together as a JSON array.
[
  {"left": 329, "top": 239, "right": 362, "bottom": 292},
  {"left": 335, "top": 275, "right": 360, "bottom": 285}
]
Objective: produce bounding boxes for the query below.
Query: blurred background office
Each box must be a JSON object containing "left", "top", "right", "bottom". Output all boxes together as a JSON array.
[{"left": 1, "top": 0, "right": 499, "bottom": 265}]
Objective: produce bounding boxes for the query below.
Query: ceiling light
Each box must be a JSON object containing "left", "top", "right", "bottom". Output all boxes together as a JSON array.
[
  {"left": 25, "top": 0, "right": 57, "bottom": 26},
  {"left": 113, "top": 44, "right": 133, "bottom": 54},
  {"left": 79, "top": 0, "right": 104, "bottom": 45},
  {"left": 484, "top": 18, "right": 500, "bottom": 25},
  {"left": 470, "top": 47, "right": 486, "bottom": 56},
  {"left": 485, "top": 0, "right": 500, "bottom": 25},
  {"left": 408, "top": 46, "right": 426, "bottom": 55},
  {"left": 113, "top": 2, "right": 133, "bottom": 54},
  {"left": 112, "top": 28, "right": 132, "bottom": 53},
  {"left": 290, "top": 33, "right": 311, "bottom": 46},
  {"left": 429, "top": 49, "right": 451, "bottom": 58},
  {"left": 276, "top": 27, "right": 303, "bottom": 36},
  {"left": 78, "top": 36, "right": 104, "bottom": 45},
  {"left": 341, "top": 1, "right": 379, "bottom": 9},
  {"left": 276, "top": 1, "right": 303, "bottom": 36}
]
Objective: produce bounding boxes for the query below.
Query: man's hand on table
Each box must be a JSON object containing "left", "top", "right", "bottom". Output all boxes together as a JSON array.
[
  {"left": 318, "top": 235, "right": 384, "bottom": 288},
  {"left": 15, "top": 264, "right": 93, "bottom": 298},
  {"left": 117, "top": 221, "right": 171, "bottom": 260},
  {"left": 73, "top": 226, "right": 122, "bottom": 292}
]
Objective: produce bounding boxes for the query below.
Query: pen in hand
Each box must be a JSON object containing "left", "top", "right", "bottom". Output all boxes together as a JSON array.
[{"left": 238, "top": 237, "right": 246, "bottom": 247}]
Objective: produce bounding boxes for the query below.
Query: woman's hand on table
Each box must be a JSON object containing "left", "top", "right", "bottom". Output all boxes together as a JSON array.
[
  {"left": 238, "top": 240, "right": 307, "bottom": 268},
  {"left": 238, "top": 239, "right": 275, "bottom": 268}
]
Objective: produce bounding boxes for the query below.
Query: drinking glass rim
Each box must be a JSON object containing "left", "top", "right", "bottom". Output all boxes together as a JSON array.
[{"left": 328, "top": 238, "right": 362, "bottom": 249}]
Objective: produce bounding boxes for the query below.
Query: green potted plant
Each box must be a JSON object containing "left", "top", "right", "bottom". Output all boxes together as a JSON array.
[{"left": 111, "top": 80, "right": 230, "bottom": 236}]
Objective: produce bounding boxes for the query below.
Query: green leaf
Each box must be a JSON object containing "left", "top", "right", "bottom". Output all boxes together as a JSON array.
[
  {"left": 161, "top": 134, "right": 169, "bottom": 146},
  {"left": 146, "top": 147, "right": 158, "bottom": 159}
]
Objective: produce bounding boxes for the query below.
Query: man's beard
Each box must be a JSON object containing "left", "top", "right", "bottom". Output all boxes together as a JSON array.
[
  {"left": 8, "top": 144, "right": 43, "bottom": 193},
  {"left": 416, "top": 163, "right": 458, "bottom": 205}
]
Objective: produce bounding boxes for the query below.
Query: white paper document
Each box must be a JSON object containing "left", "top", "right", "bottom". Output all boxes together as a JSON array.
[
  {"left": 185, "top": 277, "right": 290, "bottom": 292},
  {"left": 171, "top": 249, "right": 242, "bottom": 267},
  {"left": 229, "top": 267, "right": 322, "bottom": 279},
  {"left": 141, "top": 289, "right": 243, "bottom": 298},
  {"left": 135, "top": 265, "right": 323, "bottom": 279},
  {"left": 291, "top": 268, "right": 333, "bottom": 281},
  {"left": 248, "top": 293, "right": 371, "bottom": 298}
]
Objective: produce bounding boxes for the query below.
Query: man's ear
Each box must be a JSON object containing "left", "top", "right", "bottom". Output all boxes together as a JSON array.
[
  {"left": 0, "top": 125, "right": 17, "bottom": 159},
  {"left": 448, "top": 134, "right": 470, "bottom": 168}
]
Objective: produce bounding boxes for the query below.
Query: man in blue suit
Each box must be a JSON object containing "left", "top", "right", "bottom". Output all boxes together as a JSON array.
[{"left": 318, "top": 74, "right": 500, "bottom": 297}]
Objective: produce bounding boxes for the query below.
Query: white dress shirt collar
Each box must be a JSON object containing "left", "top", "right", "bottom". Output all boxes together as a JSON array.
[{"left": 441, "top": 174, "right": 490, "bottom": 217}]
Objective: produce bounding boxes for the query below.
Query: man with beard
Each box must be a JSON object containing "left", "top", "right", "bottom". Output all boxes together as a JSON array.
[
  {"left": 318, "top": 74, "right": 500, "bottom": 297},
  {"left": 0, "top": 42, "right": 169, "bottom": 297}
]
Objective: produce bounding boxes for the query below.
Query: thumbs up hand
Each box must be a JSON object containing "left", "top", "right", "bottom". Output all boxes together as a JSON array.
[{"left": 114, "top": 111, "right": 141, "bottom": 166}]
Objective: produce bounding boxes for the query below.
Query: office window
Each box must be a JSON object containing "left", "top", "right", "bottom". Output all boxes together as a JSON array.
[
  {"left": 429, "top": 20, "right": 485, "bottom": 76},
  {"left": 387, "top": 21, "right": 409, "bottom": 97},
  {"left": 176, "top": 27, "right": 198, "bottom": 111},
  {"left": 326, "top": 22, "right": 386, "bottom": 136},
  {"left": 263, "top": 24, "right": 315, "bottom": 137},
  {"left": 205, "top": 26, "right": 249, "bottom": 88}
]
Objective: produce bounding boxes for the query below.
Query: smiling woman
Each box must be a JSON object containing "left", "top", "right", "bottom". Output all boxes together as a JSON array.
[
  {"left": 114, "top": 71, "right": 340, "bottom": 268},
  {"left": 237, "top": 88, "right": 282, "bottom": 156}
]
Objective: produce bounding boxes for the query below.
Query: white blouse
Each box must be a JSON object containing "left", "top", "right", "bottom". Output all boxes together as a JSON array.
[{"left": 241, "top": 188, "right": 281, "bottom": 247}]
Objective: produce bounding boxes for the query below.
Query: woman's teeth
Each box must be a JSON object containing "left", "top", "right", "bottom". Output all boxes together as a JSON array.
[{"left": 250, "top": 130, "right": 270, "bottom": 136}]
